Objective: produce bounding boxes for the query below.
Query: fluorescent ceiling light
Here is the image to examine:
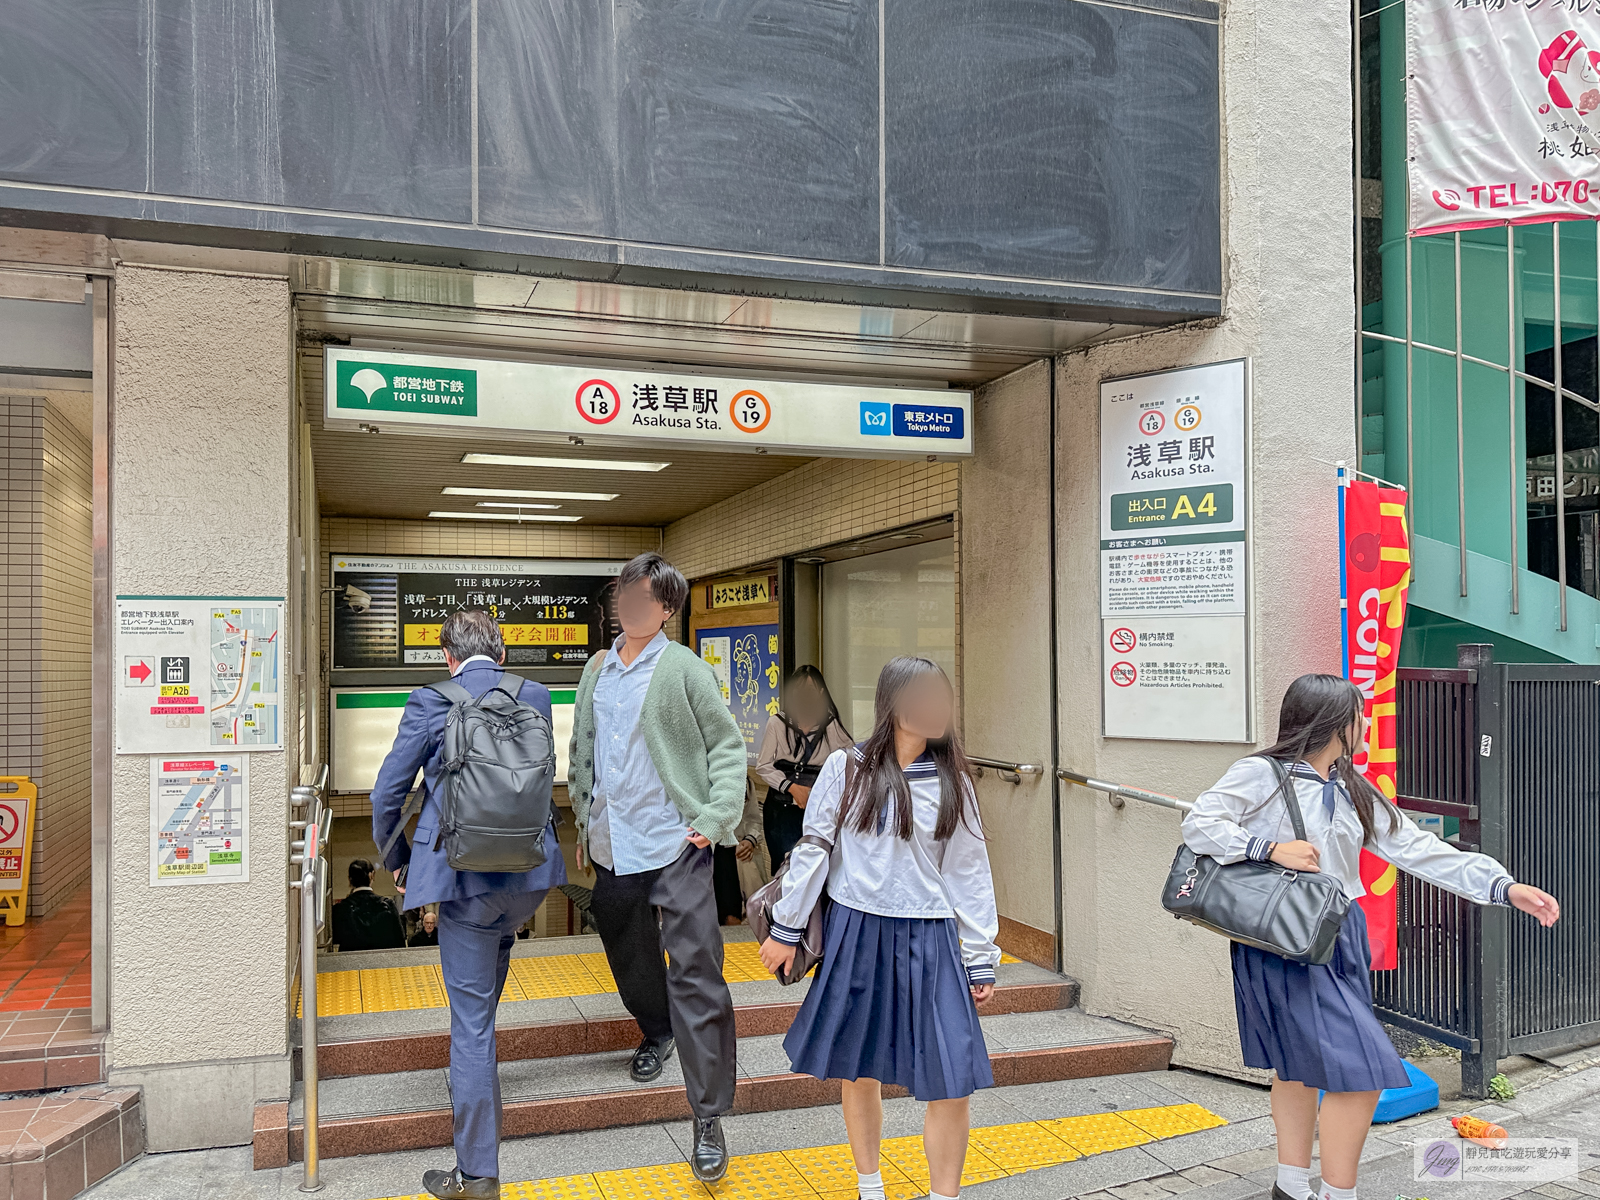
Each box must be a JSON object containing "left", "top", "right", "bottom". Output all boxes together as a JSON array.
[
  {"left": 429, "top": 510, "right": 583, "bottom": 523},
  {"left": 474, "top": 501, "right": 561, "bottom": 510},
  {"left": 461, "top": 452, "right": 669, "bottom": 473},
  {"left": 442, "top": 486, "right": 619, "bottom": 501}
]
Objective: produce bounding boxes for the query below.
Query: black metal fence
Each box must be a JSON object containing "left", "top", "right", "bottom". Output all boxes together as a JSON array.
[{"left": 1374, "top": 647, "right": 1600, "bottom": 1096}]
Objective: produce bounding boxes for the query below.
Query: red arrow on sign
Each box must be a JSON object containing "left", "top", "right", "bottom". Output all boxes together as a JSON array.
[{"left": 129, "top": 661, "right": 152, "bottom": 683}]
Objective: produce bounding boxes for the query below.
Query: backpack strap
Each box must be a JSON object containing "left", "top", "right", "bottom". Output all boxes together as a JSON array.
[
  {"left": 492, "top": 672, "right": 527, "bottom": 699},
  {"left": 427, "top": 678, "right": 474, "bottom": 706}
]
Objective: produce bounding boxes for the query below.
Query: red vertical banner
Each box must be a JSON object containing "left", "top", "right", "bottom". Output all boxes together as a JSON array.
[{"left": 1340, "top": 479, "right": 1412, "bottom": 971}]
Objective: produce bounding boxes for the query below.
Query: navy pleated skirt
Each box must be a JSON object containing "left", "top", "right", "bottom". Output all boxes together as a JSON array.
[
  {"left": 783, "top": 904, "right": 993, "bottom": 1101},
  {"left": 1232, "top": 902, "right": 1410, "bottom": 1093}
]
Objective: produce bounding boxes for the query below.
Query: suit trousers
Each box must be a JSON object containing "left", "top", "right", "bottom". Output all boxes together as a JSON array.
[
  {"left": 590, "top": 843, "right": 737, "bottom": 1117},
  {"left": 437, "top": 889, "right": 546, "bottom": 1179}
]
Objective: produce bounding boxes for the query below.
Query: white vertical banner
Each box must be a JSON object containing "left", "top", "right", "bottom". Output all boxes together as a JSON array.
[
  {"left": 1100, "top": 361, "right": 1251, "bottom": 742},
  {"left": 1410, "top": 0, "right": 1600, "bottom": 233}
]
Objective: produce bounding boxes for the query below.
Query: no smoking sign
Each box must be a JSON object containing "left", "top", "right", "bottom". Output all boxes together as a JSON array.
[{"left": 1108, "top": 627, "right": 1137, "bottom": 654}]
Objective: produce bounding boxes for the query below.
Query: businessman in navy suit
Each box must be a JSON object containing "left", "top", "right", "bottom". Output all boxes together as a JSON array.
[{"left": 371, "top": 609, "right": 566, "bottom": 1200}]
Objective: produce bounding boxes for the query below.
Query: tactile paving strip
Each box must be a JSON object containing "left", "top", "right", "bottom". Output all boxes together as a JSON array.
[
  {"left": 1041, "top": 1111, "right": 1154, "bottom": 1155},
  {"left": 512, "top": 955, "right": 611, "bottom": 999},
  {"left": 969, "top": 1120, "right": 1082, "bottom": 1169},
  {"left": 372, "top": 1103, "right": 1226, "bottom": 1200},
  {"left": 579, "top": 952, "right": 620, "bottom": 992},
  {"left": 360, "top": 965, "right": 450, "bottom": 1012},
  {"left": 296, "top": 970, "right": 364, "bottom": 1019},
  {"left": 594, "top": 1162, "right": 712, "bottom": 1200}
]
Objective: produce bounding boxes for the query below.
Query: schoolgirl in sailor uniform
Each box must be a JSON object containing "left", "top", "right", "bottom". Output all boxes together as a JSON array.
[
  {"left": 759, "top": 655, "right": 998, "bottom": 1200},
  {"left": 1183, "top": 674, "right": 1560, "bottom": 1200}
]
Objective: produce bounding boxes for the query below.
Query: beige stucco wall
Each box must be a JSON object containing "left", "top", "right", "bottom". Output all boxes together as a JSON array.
[
  {"left": 108, "top": 265, "right": 294, "bottom": 1148},
  {"left": 1052, "top": 0, "right": 1356, "bottom": 1076},
  {"left": 959, "top": 362, "right": 1057, "bottom": 949}
]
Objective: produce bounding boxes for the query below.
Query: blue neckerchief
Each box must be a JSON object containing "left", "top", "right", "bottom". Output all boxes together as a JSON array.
[{"left": 1289, "top": 763, "right": 1341, "bottom": 818}]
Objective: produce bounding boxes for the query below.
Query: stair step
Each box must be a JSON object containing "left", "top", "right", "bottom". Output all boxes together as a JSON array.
[
  {"left": 302, "top": 962, "right": 1077, "bottom": 1080},
  {"left": 257, "top": 1009, "right": 1172, "bottom": 1168}
]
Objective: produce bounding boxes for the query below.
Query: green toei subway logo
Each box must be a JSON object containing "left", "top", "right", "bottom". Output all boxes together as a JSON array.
[{"left": 335, "top": 360, "right": 478, "bottom": 417}]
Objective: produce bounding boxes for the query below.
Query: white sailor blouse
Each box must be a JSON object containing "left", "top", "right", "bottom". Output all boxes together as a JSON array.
[
  {"left": 1182, "top": 755, "right": 1514, "bottom": 907},
  {"left": 768, "top": 748, "right": 1002, "bottom": 984}
]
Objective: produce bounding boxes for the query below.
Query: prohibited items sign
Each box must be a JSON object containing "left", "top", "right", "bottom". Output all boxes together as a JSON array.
[{"left": 1109, "top": 661, "right": 1138, "bottom": 688}]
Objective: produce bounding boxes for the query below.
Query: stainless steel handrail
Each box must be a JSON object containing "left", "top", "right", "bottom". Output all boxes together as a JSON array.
[
  {"left": 1056, "top": 767, "right": 1194, "bottom": 813},
  {"left": 969, "top": 756, "right": 1045, "bottom": 785},
  {"left": 289, "top": 766, "right": 328, "bottom": 1193}
]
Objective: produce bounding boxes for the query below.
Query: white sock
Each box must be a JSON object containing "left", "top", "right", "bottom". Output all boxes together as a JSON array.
[
  {"left": 857, "top": 1171, "right": 885, "bottom": 1200},
  {"left": 1319, "top": 1184, "right": 1357, "bottom": 1200},
  {"left": 931, "top": 1191, "right": 960, "bottom": 1200},
  {"left": 1277, "top": 1164, "right": 1311, "bottom": 1198}
]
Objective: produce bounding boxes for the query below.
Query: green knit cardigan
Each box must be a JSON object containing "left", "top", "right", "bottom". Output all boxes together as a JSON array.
[{"left": 568, "top": 641, "right": 748, "bottom": 848}]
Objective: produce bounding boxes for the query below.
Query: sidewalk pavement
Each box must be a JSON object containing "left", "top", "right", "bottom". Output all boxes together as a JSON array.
[{"left": 81, "top": 1055, "right": 1600, "bottom": 1200}]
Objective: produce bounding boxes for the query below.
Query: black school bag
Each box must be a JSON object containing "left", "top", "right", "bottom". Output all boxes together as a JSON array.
[{"left": 420, "top": 672, "right": 556, "bottom": 873}]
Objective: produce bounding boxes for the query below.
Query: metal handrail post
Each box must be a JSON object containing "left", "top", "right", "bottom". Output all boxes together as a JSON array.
[{"left": 299, "top": 851, "right": 322, "bottom": 1191}]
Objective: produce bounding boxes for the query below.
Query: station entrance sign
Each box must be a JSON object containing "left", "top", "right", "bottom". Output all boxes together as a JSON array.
[
  {"left": 325, "top": 347, "right": 974, "bottom": 459},
  {"left": 1099, "top": 361, "right": 1250, "bottom": 742}
]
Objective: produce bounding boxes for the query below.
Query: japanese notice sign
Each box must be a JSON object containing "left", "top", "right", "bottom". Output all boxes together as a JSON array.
[
  {"left": 116, "top": 598, "right": 285, "bottom": 754},
  {"left": 149, "top": 756, "right": 249, "bottom": 886},
  {"left": 325, "top": 347, "right": 973, "bottom": 459},
  {"left": 1100, "top": 361, "right": 1250, "bottom": 742},
  {"left": 697, "top": 624, "right": 781, "bottom": 762},
  {"left": 1410, "top": 1, "right": 1600, "bottom": 233},
  {"left": 331, "top": 556, "right": 624, "bottom": 670},
  {"left": 0, "top": 777, "right": 36, "bottom": 923},
  {"left": 708, "top": 575, "right": 774, "bottom": 610}
]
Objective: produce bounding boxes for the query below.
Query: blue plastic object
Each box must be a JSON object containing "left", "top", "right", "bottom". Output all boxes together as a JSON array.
[{"left": 1320, "top": 1060, "right": 1440, "bottom": 1122}]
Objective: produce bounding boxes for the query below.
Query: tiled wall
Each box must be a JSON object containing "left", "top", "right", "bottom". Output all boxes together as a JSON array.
[
  {"left": 1, "top": 397, "right": 43, "bottom": 788},
  {"left": 0, "top": 394, "right": 91, "bottom": 917},
  {"left": 662, "top": 457, "right": 959, "bottom": 580},
  {"left": 38, "top": 403, "right": 92, "bottom": 915}
]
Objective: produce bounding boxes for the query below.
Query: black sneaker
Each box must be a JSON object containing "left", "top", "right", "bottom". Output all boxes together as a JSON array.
[
  {"left": 690, "top": 1115, "right": 729, "bottom": 1182},
  {"left": 423, "top": 1166, "right": 500, "bottom": 1199},
  {"left": 630, "top": 1036, "right": 675, "bottom": 1083},
  {"left": 1271, "top": 1185, "right": 1315, "bottom": 1200}
]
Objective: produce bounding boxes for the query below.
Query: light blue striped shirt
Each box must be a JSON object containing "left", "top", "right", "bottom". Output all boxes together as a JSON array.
[{"left": 588, "top": 630, "right": 691, "bottom": 875}]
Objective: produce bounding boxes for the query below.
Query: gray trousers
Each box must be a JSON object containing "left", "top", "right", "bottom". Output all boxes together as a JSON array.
[{"left": 590, "top": 843, "right": 737, "bottom": 1117}]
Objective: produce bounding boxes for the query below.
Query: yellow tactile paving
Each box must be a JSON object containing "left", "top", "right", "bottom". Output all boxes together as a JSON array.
[
  {"left": 361, "top": 965, "right": 451, "bottom": 1011},
  {"left": 512, "top": 954, "right": 612, "bottom": 999},
  {"left": 594, "top": 1161, "right": 712, "bottom": 1200},
  {"left": 969, "top": 1120, "right": 1082, "bottom": 1169},
  {"left": 372, "top": 1103, "right": 1226, "bottom": 1200},
  {"left": 777, "top": 1143, "right": 914, "bottom": 1193},
  {"left": 314, "top": 946, "right": 1027, "bottom": 1016},
  {"left": 1119, "top": 1102, "right": 1228, "bottom": 1138},
  {"left": 1041, "top": 1111, "right": 1153, "bottom": 1155}
]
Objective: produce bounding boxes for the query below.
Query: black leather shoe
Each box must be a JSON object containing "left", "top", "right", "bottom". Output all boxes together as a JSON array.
[
  {"left": 690, "top": 1115, "right": 729, "bottom": 1182},
  {"left": 630, "top": 1036, "right": 675, "bottom": 1083},
  {"left": 1271, "top": 1185, "right": 1314, "bottom": 1200},
  {"left": 422, "top": 1166, "right": 500, "bottom": 1199}
]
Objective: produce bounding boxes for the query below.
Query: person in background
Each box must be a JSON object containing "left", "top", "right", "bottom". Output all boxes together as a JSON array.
[
  {"left": 713, "top": 778, "right": 767, "bottom": 925},
  {"left": 408, "top": 908, "right": 440, "bottom": 948},
  {"left": 371, "top": 609, "right": 567, "bottom": 1200},
  {"left": 330, "top": 859, "right": 406, "bottom": 952},
  {"left": 759, "top": 656, "right": 997, "bottom": 1200},
  {"left": 567, "top": 552, "right": 747, "bottom": 1182},
  {"left": 1181, "top": 674, "right": 1560, "bottom": 1200},
  {"left": 755, "top": 666, "right": 852, "bottom": 872}
]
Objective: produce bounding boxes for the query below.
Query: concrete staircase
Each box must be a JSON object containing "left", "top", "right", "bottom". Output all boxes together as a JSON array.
[{"left": 254, "top": 933, "right": 1172, "bottom": 1170}]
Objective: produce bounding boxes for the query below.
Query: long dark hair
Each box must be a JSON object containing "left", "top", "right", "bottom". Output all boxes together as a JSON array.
[
  {"left": 780, "top": 664, "right": 850, "bottom": 742},
  {"left": 837, "top": 656, "right": 978, "bottom": 841},
  {"left": 1259, "top": 673, "right": 1398, "bottom": 843}
]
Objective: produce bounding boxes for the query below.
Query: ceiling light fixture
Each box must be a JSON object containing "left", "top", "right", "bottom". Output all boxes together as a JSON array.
[
  {"left": 428, "top": 511, "right": 583, "bottom": 523},
  {"left": 474, "top": 501, "right": 560, "bottom": 510},
  {"left": 441, "top": 487, "right": 619, "bottom": 501},
  {"left": 460, "top": 453, "right": 669, "bottom": 473}
]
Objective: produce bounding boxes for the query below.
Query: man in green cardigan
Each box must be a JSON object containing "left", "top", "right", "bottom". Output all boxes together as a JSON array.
[{"left": 569, "top": 552, "right": 746, "bottom": 1182}]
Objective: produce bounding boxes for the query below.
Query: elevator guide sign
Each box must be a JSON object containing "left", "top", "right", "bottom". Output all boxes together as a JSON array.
[
  {"left": 1100, "top": 360, "right": 1250, "bottom": 742},
  {"left": 325, "top": 347, "right": 973, "bottom": 459}
]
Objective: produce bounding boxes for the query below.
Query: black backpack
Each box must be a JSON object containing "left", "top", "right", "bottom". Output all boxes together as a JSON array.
[{"left": 383, "top": 672, "right": 556, "bottom": 874}]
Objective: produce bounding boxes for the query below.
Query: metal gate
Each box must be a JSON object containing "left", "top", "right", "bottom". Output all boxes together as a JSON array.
[{"left": 1376, "top": 647, "right": 1600, "bottom": 1095}]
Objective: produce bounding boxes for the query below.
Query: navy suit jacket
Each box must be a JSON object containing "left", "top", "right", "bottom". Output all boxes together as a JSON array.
[{"left": 370, "top": 661, "right": 567, "bottom": 910}]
